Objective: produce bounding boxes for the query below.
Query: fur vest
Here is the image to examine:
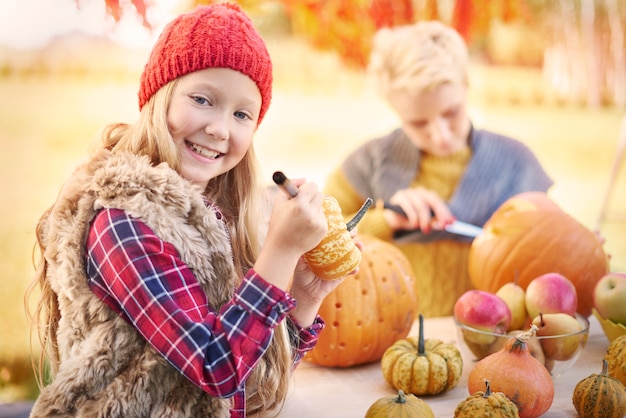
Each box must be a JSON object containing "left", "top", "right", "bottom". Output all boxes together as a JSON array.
[{"left": 31, "top": 149, "right": 239, "bottom": 417}]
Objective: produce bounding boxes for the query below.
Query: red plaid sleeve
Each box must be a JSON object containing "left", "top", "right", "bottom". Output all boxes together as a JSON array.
[{"left": 85, "top": 208, "right": 297, "bottom": 405}]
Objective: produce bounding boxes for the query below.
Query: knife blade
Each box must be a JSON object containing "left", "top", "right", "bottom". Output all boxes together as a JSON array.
[
  {"left": 383, "top": 203, "right": 482, "bottom": 238},
  {"left": 345, "top": 197, "right": 373, "bottom": 231}
]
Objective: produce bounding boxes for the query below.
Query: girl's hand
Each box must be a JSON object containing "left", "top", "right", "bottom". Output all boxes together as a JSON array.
[
  {"left": 266, "top": 180, "right": 328, "bottom": 256},
  {"left": 254, "top": 179, "right": 327, "bottom": 292},
  {"left": 289, "top": 231, "right": 363, "bottom": 327},
  {"left": 384, "top": 186, "right": 454, "bottom": 233}
]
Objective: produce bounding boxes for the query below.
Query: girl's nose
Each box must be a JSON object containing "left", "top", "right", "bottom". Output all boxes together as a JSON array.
[{"left": 204, "top": 112, "right": 229, "bottom": 141}]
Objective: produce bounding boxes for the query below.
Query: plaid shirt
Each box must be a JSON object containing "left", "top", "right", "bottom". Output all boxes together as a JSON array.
[{"left": 85, "top": 208, "right": 323, "bottom": 417}]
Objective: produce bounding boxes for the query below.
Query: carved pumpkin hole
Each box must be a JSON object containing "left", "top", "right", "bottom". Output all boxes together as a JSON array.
[
  {"left": 362, "top": 289, "right": 368, "bottom": 295},
  {"left": 332, "top": 321, "right": 340, "bottom": 327},
  {"left": 338, "top": 342, "right": 346, "bottom": 348},
  {"left": 335, "top": 302, "right": 342, "bottom": 309}
]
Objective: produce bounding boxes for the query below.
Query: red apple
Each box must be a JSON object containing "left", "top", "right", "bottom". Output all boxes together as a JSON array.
[
  {"left": 454, "top": 290, "right": 512, "bottom": 346},
  {"left": 593, "top": 272, "right": 626, "bottom": 325},
  {"left": 525, "top": 273, "right": 578, "bottom": 318}
]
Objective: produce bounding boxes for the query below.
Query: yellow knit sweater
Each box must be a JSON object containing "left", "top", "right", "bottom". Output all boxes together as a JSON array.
[{"left": 325, "top": 147, "right": 474, "bottom": 317}]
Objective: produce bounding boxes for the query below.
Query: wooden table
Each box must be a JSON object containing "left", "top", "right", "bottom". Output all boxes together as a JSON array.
[{"left": 280, "top": 315, "right": 611, "bottom": 417}]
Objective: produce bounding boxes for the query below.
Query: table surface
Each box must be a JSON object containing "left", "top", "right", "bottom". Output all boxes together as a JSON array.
[{"left": 280, "top": 314, "right": 612, "bottom": 417}]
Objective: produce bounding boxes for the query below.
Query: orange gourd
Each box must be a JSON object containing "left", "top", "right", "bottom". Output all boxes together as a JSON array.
[
  {"left": 605, "top": 335, "right": 626, "bottom": 386},
  {"left": 468, "top": 325, "right": 554, "bottom": 418},
  {"left": 572, "top": 359, "right": 626, "bottom": 418},
  {"left": 382, "top": 314, "right": 463, "bottom": 396},
  {"left": 305, "top": 234, "right": 417, "bottom": 367},
  {"left": 468, "top": 192, "right": 609, "bottom": 317},
  {"left": 365, "top": 390, "right": 435, "bottom": 418},
  {"left": 455, "top": 379, "right": 520, "bottom": 417}
]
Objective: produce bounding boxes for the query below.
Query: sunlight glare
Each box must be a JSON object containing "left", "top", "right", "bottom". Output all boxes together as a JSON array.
[{"left": 0, "top": 0, "right": 179, "bottom": 50}]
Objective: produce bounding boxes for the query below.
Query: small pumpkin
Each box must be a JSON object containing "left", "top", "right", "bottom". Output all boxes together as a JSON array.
[
  {"left": 468, "top": 192, "right": 609, "bottom": 316},
  {"left": 572, "top": 359, "right": 626, "bottom": 418},
  {"left": 455, "top": 379, "right": 520, "bottom": 417},
  {"left": 605, "top": 334, "right": 626, "bottom": 386},
  {"left": 303, "top": 195, "right": 361, "bottom": 280},
  {"left": 381, "top": 314, "right": 463, "bottom": 396},
  {"left": 305, "top": 234, "right": 417, "bottom": 367},
  {"left": 364, "top": 390, "right": 435, "bottom": 418},
  {"left": 468, "top": 325, "right": 554, "bottom": 418}
]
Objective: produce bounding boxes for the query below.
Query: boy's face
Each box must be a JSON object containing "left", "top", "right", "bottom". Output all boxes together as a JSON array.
[{"left": 388, "top": 81, "right": 471, "bottom": 157}]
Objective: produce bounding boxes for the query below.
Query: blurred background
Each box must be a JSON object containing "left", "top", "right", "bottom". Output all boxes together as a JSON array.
[{"left": 1, "top": 0, "right": 625, "bottom": 403}]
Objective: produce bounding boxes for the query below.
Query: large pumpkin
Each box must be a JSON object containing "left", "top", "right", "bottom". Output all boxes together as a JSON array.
[
  {"left": 468, "top": 192, "right": 609, "bottom": 317},
  {"left": 305, "top": 234, "right": 417, "bottom": 367}
]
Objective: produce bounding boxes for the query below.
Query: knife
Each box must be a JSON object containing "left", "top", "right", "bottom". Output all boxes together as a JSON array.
[{"left": 383, "top": 203, "right": 482, "bottom": 239}]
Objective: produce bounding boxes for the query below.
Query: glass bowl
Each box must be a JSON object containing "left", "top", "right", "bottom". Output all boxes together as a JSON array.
[
  {"left": 454, "top": 312, "right": 590, "bottom": 378},
  {"left": 592, "top": 308, "right": 626, "bottom": 343}
]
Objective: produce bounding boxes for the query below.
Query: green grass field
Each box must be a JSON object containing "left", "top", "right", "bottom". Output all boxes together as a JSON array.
[{"left": 1, "top": 39, "right": 625, "bottom": 401}]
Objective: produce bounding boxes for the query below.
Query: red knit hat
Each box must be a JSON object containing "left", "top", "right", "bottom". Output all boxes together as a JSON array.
[{"left": 138, "top": 3, "right": 272, "bottom": 125}]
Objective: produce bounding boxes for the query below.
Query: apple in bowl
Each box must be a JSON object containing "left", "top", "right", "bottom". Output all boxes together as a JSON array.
[
  {"left": 453, "top": 290, "right": 511, "bottom": 357},
  {"left": 525, "top": 272, "right": 578, "bottom": 319},
  {"left": 454, "top": 313, "right": 589, "bottom": 377}
]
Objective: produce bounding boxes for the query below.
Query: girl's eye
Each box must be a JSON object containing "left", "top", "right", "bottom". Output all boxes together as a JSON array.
[
  {"left": 234, "top": 110, "right": 251, "bottom": 121},
  {"left": 192, "top": 95, "right": 209, "bottom": 105}
]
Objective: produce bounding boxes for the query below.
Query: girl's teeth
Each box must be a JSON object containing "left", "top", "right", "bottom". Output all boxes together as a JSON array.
[{"left": 189, "top": 142, "right": 219, "bottom": 158}]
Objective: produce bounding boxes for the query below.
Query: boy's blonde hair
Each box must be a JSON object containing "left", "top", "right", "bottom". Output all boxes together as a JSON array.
[{"left": 368, "top": 20, "right": 468, "bottom": 99}]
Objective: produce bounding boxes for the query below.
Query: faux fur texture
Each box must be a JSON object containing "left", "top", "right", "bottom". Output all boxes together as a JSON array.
[{"left": 31, "top": 149, "right": 236, "bottom": 417}]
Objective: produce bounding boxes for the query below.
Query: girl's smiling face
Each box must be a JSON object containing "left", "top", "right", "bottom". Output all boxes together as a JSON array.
[{"left": 167, "top": 67, "right": 262, "bottom": 190}]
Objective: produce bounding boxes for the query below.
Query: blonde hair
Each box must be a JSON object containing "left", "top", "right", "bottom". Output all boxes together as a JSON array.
[
  {"left": 368, "top": 20, "right": 468, "bottom": 99},
  {"left": 27, "top": 79, "right": 292, "bottom": 416}
]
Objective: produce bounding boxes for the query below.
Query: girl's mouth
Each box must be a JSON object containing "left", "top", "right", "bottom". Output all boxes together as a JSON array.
[{"left": 186, "top": 140, "right": 222, "bottom": 159}]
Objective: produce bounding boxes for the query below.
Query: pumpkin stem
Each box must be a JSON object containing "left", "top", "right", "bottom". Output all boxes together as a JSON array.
[
  {"left": 482, "top": 379, "right": 492, "bottom": 398},
  {"left": 395, "top": 390, "right": 407, "bottom": 404},
  {"left": 417, "top": 314, "right": 425, "bottom": 356},
  {"left": 601, "top": 359, "right": 609, "bottom": 376},
  {"left": 511, "top": 324, "right": 538, "bottom": 350}
]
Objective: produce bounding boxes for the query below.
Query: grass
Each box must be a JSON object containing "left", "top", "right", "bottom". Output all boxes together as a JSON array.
[{"left": 1, "top": 37, "right": 625, "bottom": 401}]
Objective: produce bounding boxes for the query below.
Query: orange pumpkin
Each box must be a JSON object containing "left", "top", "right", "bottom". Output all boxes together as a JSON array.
[
  {"left": 305, "top": 234, "right": 418, "bottom": 367},
  {"left": 468, "top": 192, "right": 609, "bottom": 317},
  {"left": 468, "top": 325, "right": 554, "bottom": 418}
]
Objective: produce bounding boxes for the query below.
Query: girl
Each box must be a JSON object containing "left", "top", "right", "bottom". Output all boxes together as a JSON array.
[{"left": 27, "top": 3, "right": 356, "bottom": 417}]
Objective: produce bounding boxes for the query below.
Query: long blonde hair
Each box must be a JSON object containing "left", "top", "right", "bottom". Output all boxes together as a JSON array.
[{"left": 27, "top": 79, "right": 292, "bottom": 415}]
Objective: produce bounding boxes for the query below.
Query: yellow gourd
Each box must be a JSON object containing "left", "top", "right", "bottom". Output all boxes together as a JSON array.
[
  {"left": 605, "top": 334, "right": 626, "bottom": 386},
  {"left": 364, "top": 390, "right": 435, "bottom": 418},
  {"left": 572, "top": 359, "right": 626, "bottom": 418},
  {"left": 381, "top": 314, "right": 463, "bottom": 396},
  {"left": 455, "top": 379, "right": 520, "bottom": 417}
]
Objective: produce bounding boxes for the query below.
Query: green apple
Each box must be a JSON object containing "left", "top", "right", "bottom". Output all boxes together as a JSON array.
[
  {"left": 593, "top": 272, "right": 626, "bottom": 325},
  {"left": 532, "top": 312, "right": 584, "bottom": 361},
  {"left": 496, "top": 280, "right": 528, "bottom": 331}
]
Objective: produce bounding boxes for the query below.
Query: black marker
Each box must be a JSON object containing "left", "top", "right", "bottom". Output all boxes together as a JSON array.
[{"left": 272, "top": 171, "right": 299, "bottom": 198}]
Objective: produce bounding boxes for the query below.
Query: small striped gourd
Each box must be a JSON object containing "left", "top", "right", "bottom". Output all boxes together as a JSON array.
[
  {"left": 365, "top": 390, "right": 434, "bottom": 418},
  {"left": 572, "top": 359, "right": 626, "bottom": 418}
]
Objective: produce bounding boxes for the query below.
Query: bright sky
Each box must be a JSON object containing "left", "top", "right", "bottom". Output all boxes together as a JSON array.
[{"left": 0, "top": 0, "right": 179, "bottom": 49}]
